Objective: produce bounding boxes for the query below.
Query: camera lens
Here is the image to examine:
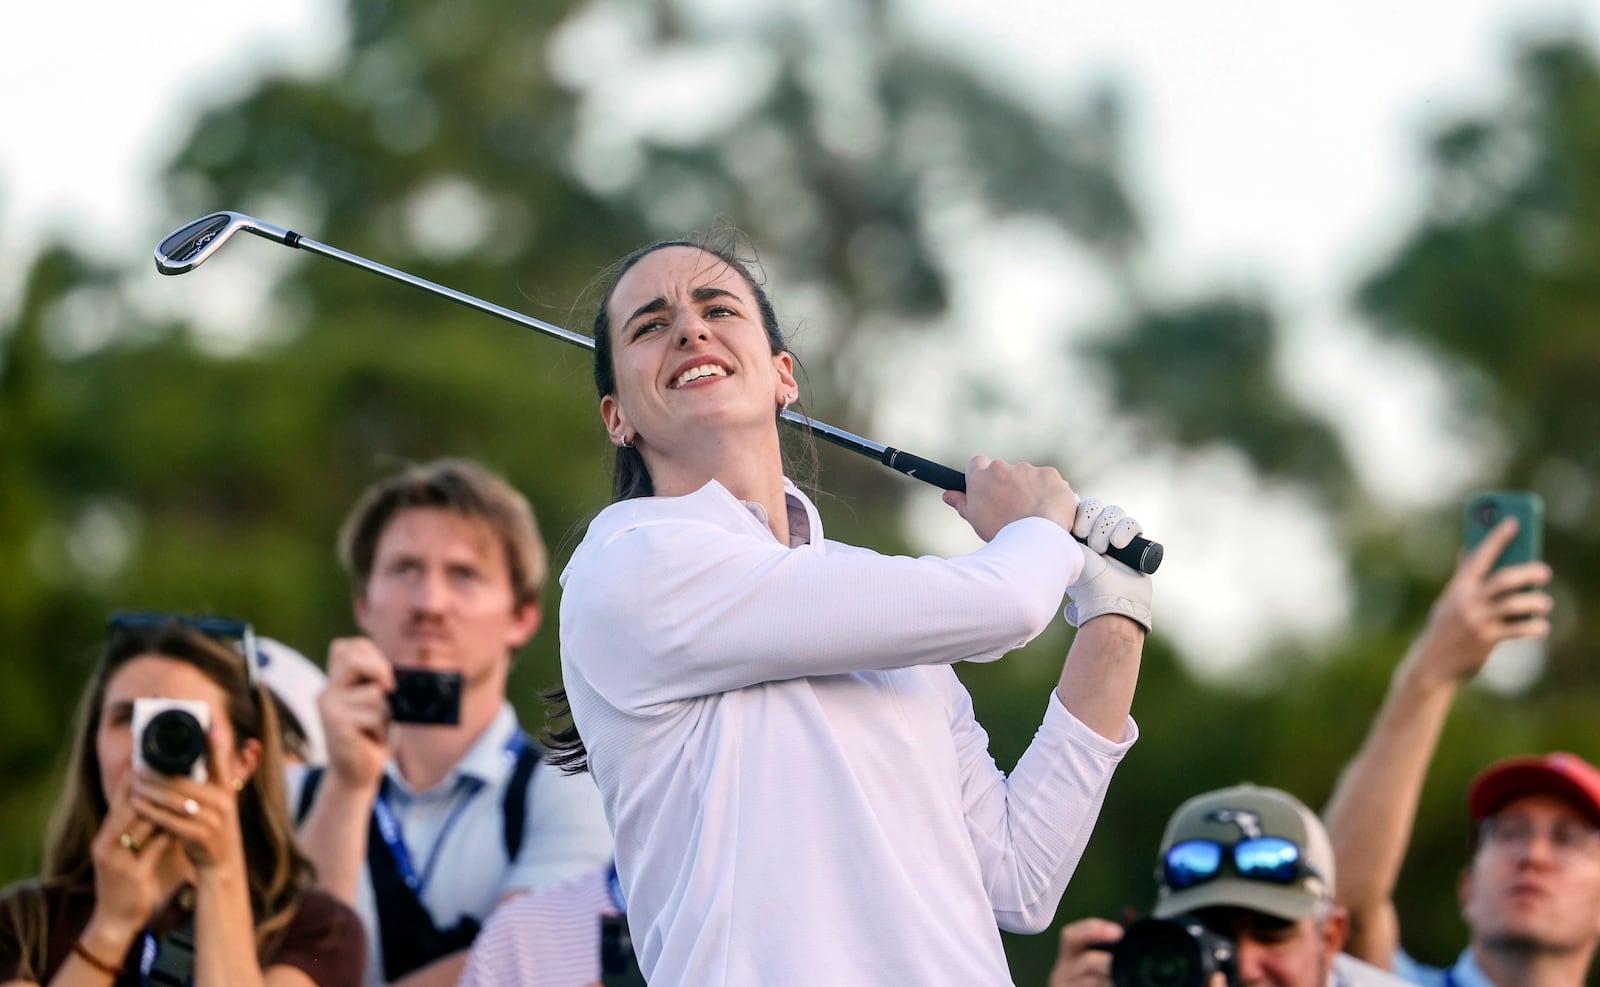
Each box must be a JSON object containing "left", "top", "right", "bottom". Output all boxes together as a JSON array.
[
  {"left": 1133, "top": 951, "right": 1195, "bottom": 987},
  {"left": 1474, "top": 499, "right": 1499, "bottom": 526},
  {"left": 1111, "top": 918, "right": 1235, "bottom": 987},
  {"left": 141, "top": 708, "right": 207, "bottom": 776}
]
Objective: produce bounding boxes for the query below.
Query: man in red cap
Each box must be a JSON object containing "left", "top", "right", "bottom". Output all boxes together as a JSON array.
[{"left": 1323, "top": 520, "right": 1600, "bottom": 986}]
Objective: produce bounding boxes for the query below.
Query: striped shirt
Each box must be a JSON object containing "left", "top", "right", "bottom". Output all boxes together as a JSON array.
[{"left": 459, "top": 864, "right": 617, "bottom": 987}]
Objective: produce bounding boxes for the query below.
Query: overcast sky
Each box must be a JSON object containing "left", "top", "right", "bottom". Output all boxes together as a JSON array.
[{"left": 3, "top": 0, "right": 1595, "bottom": 675}]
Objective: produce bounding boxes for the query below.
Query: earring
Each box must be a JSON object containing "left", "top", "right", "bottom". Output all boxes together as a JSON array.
[
  {"left": 232, "top": 778, "right": 244, "bottom": 792},
  {"left": 621, "top": 432, "right": 635, "bottom": 449},
  {"left": 781, "top": 391, "right": 796, "bottom": 411}
]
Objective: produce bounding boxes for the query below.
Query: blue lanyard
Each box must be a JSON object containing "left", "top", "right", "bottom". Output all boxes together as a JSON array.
[
  {"left": 606, "top": 862, "right": 626, "bottom": 914},
  {"left": 139, "top": 932, "right": 160, "bottom": 985},
  {"left": 373, "top": 730, "right": 529, "bottom": 893}
]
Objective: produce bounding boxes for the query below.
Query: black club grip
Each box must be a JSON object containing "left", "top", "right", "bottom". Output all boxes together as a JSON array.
[{"left": 881, "top": 448, "right": 1164, "bottom": 575}]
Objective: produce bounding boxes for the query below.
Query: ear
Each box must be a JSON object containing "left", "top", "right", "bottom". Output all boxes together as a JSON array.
[
  {"left": 1322, "top": 905, "right": 1350, "bottom": 956},
  {"left": 1458, "top": 865, "right": 1476, "bottom": 921},
  {"left": 601, "top": 394, "right": 631, "bottom": 447},
  {"left": 506, "top": 600, "right": 541, "bottom": 650},
  {"left": 772, "top": 351, "right": 798, "bottom": 403},
  {"left": 233, "top": 736, "right": 262, "bottom": 785}
]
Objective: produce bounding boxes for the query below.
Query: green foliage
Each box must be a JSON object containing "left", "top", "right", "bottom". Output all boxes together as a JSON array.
[
  {"left": 1357, "top": 39, "right": 1600, "bottom": 699},
  {"left": 1095, "top": 295, "right": 1353, "bottom": 497},
  {"left": 4, "top": 1, "right": 1600, "bottom": 981}
]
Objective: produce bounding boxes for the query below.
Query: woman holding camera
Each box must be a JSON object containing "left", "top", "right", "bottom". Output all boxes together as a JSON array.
[
  {"left": 0, "top": 619, "right": 365, "bottom": 986},
  {"left": 553, "top": 238, "right": 1151, "bottom": 985}
]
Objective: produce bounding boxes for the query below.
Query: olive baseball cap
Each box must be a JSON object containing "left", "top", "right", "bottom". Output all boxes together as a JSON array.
[{"left": 1153, "top": 784, "right": 1336, "bottom": 922}]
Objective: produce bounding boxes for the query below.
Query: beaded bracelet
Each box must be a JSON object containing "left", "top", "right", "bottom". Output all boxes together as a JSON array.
[{"left": 72, "top": 938, "right": 121, "bottom": 977}]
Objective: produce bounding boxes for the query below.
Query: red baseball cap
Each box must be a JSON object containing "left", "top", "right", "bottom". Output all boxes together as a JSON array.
[{"left": 1468, "top": 752, "right": 1600, "bottom": 826}]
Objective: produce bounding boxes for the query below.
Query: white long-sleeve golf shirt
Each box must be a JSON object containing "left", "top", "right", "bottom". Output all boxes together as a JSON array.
[{"left": 559, "top": 478, "right": 1136, "bottom": 986}]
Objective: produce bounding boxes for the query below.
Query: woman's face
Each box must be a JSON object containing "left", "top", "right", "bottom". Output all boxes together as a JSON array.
[
  {"left": 96, "top": 654, "right": 254, "bottom": 802},
  {"left": 601, "top": 245, "right": 796, "bottom": 460}
]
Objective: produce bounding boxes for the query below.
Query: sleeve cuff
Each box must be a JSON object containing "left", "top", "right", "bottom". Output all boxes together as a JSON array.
[{"left": 1041, "top": 688, "right": 1138, "bottom": 754}]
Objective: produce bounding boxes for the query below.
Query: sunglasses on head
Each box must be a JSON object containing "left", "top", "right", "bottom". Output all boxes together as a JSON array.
[
  {"left": 1159, "top": 837, "right": 1322, "bottom": 892},
  {"left": 106, "top": 610, "right": 261, "bottom": 691}
]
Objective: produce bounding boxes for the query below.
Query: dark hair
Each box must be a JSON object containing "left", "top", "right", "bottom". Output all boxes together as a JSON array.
[
  {"left": 542, "top": 235, "right": 813, "bottom": 773},
  {"left": 338, "top": 458, "right": 546, "bottom": 609}
]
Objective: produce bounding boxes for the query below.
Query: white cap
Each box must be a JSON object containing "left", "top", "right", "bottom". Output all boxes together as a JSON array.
[{"left": 253, "top": 638, "right": 328, "bottom": 766}]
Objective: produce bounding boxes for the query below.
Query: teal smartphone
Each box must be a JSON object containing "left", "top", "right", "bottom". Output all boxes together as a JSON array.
[{"left": 1463, "top": 491, "right": 1543, "bottom": 570}]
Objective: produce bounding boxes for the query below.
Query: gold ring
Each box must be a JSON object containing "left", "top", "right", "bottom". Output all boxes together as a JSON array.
[
  {"left": 119, "top": 831, "right": 142, "bottom": 856},
  {"left": 183, "top": 798, "right": 200, "bottom": 817}
]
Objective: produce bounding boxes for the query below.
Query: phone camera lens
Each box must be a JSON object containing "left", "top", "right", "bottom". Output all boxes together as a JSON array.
[{"left": 1475, "top": 500, "right": 1499, "bottom": 526}]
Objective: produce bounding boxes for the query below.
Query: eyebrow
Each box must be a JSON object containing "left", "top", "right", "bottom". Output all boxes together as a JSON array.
[{"left": 624, "top": 286, "right": 743, "bottom": 330}]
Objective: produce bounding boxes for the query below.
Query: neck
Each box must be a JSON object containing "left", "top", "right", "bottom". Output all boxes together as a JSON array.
[
  {"left": 393, "top": 682, "right": 506, "bottom": 792},
  {"left": 645, "top": 428, "right": 790, "bottom": 544},
  {"left": 1473, "top": 938, "right": 1594, "bottom": 987}
]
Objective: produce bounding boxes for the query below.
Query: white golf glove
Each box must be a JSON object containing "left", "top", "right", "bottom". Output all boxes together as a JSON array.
[{"left": 1064, "top": 498, "right": 1153, "bottom": 632}]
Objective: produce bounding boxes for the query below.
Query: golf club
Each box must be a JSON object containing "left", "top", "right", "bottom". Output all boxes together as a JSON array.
[{"left": 155, "top": 210, "right": 1163, "bottom": 574}]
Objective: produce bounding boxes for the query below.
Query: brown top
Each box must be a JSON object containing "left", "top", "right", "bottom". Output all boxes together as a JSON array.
[{"left": 0, "top": 881, "right": 366, "bottom": 986}]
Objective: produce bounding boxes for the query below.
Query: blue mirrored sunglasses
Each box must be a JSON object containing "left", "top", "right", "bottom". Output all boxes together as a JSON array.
[
  {"left": 1159, "top": 837, "right": 1320, "bottom": 891},
  {"left": 106, "top": 610, "right": 260, "bottom": 690}
]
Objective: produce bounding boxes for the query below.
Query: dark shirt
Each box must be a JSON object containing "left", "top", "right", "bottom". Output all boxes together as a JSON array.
[{"left": 0, "top": 880, "right": 366, "bottom": 986}]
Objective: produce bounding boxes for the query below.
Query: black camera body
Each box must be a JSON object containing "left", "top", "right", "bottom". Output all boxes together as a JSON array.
[
  {"left": 1109, "top": 916, "right": 1237, "bottom": 987},
  {"left": 132, "top": 698, "right": 211, "bottom": 782},
  {"left": 388, "top": 668, "right": 463, "bottom": 726},
  {"left": 599, "top": 914, "right": 646, "bottom": 987}
]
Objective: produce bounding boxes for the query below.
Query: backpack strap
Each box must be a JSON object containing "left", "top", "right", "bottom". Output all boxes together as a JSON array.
[
  {"left": 501, "top": 734, "right": 541, "bottom": 861},
  {"left": 293, "top": 736, "right": 539, "bottom": 979},
  {"left": 365, "top": 790, "right": 482, "bottom": 982}
]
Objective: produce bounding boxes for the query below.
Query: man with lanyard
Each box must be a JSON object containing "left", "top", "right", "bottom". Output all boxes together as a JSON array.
[
  {"left": 1323, "top": 520, "right": 1600, "bottom": 987},
  {"left": 293, "top": 459, "right": 612, "bottom": 987},
  {"left": 1049, "top": 785, "right": 1408, "bottom": 987}
]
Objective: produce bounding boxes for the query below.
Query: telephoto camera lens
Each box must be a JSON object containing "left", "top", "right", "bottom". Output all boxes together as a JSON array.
[
  {"left": 1111, "top": 917, "right": 1236, "bottom": 987},
  {"left": 140, "top": 708, "right": 208, "bottom": 777}
]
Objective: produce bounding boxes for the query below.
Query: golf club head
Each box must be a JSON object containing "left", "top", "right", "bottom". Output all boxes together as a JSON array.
[{"left": 154, "top": 211, "right": 295, "bottom": 275}]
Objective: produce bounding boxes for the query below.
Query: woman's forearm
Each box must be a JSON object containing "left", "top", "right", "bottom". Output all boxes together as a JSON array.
[
  {"left": 42, "top": 910, "right": 141, "bottom": 987},
  {"left": 191, "top": 864, "right": 265, "bottom": 987},
  {"left": 1054, "top": 615, "right": 1145, "bottom": 743}
]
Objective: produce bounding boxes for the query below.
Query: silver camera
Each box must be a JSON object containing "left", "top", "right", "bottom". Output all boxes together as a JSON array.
[{"left": 132, "top": 698, "right": 211, "bottom": 782}]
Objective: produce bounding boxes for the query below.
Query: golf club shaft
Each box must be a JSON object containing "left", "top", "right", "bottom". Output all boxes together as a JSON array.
[{"left": 156, "top": 213, "right": 1163, "bottom": 574}]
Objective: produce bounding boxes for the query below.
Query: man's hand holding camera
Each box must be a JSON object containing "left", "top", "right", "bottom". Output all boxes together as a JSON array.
[
  {"left": 1048, "top": 917, "right": 1122, "bottom": 987},
  {"left": 321, "top": 636, "right": 398, "bottom": 796},
  {"left": 1047, "top": 917, "right": 1228, "bottom": 987}
]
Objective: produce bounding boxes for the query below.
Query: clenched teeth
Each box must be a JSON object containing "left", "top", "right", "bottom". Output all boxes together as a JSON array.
[{"left": 673, "top": 364, "right": 729, "bottom": 387}]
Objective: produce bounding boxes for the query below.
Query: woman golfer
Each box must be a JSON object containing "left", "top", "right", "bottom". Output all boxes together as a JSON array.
[{"left": 555, "top": 238, "right": 1152, "bottom": 986}]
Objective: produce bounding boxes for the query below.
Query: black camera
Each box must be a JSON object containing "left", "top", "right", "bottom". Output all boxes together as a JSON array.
[
  {"left": 1109, "top": 916, "right": 1237, "bottom": 987},
  {"left": 132, "top": 698, "right": 211, "bottom": 782},
  {"left": 388, "top": 668, "right": 463, "bottom": 725},
  {"left": 599, "top": 914, "right": 646, "bottom": 987}
]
